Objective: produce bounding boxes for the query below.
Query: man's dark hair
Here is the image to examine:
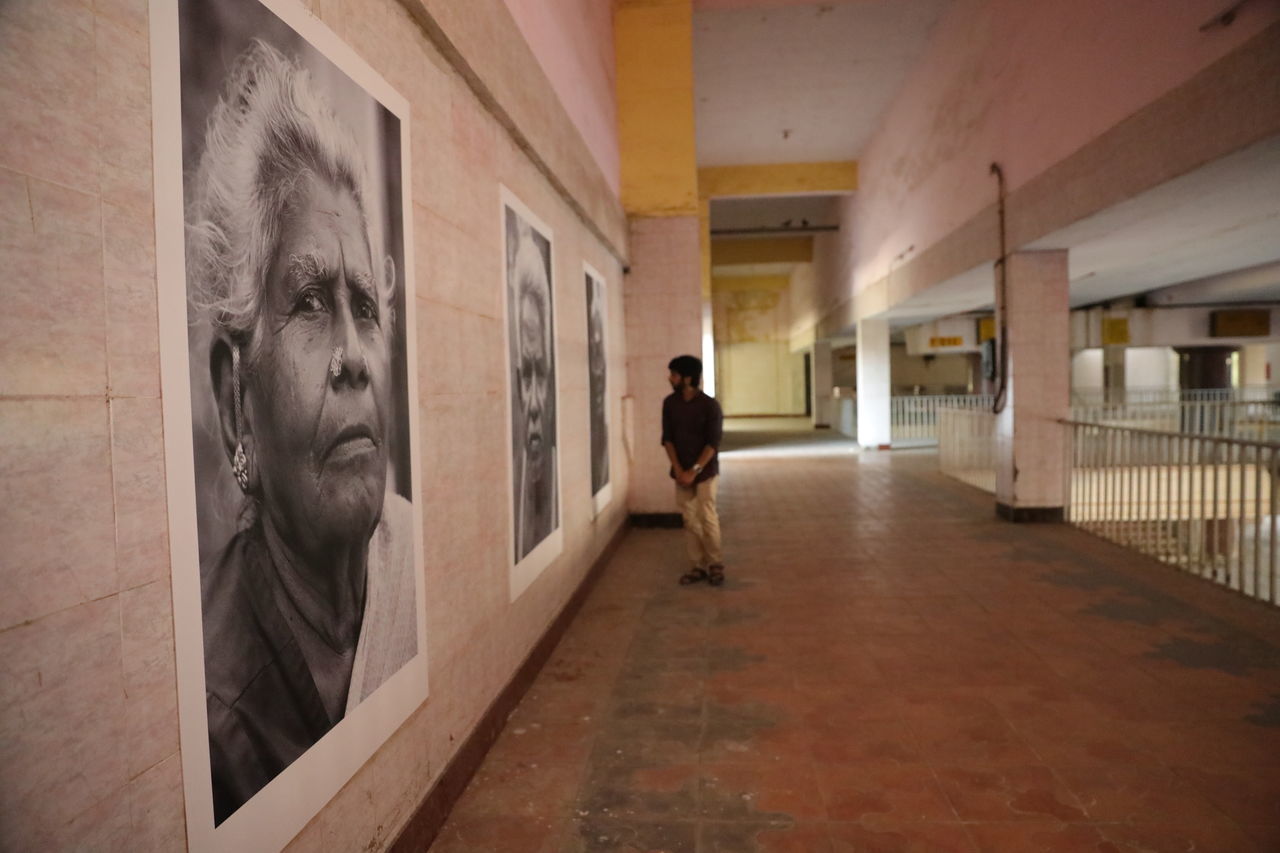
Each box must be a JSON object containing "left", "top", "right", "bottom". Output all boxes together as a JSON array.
[{"left": 668, "top": 354, "right": 702, "bottom": 388}]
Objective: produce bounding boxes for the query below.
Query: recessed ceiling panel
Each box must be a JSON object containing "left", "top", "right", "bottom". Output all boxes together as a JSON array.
[
  {"left": 694, "top": 0, "right": 950, "bottom": 166},
  {"left": 710, "top": 194, "right": 842, "bottom": 232}
]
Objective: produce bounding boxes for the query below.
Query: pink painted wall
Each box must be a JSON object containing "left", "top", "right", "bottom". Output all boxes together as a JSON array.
[
  {"left": 503, "top": 0, "right": 620, "bottom": 195},
  {"left": 845, "top": 0, "right": 1280, "bottom": 301}
]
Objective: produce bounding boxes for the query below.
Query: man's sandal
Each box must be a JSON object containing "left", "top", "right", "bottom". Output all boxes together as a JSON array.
[
  {"left": 679, "top": 568, "right": 708, "bottom": 585},
  {"left": 707, "top": 565, "right": 725, "bottom": 586}
]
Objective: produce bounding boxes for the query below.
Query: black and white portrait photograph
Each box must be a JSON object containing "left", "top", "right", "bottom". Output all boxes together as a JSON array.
[
  {"left": 503, "top": 189, "right": 563, "bottom": 598},
  {"left": 149, "top": 0, "right": 427, "bottom": 848},
  {"left": 585, "top": 264, "right": 612, "bottom": 513}
]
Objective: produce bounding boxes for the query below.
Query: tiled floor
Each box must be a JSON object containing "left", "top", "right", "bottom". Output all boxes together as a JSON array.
[{"left": 430, "top": 428, "right": 1280, "bottom": 852}]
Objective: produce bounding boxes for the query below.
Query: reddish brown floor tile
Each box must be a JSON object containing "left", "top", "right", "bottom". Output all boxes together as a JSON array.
[
  {"left": 814, "top": 761, "right": 954, "bottom": 821},
  {"left": 1095, "top": 821, "right": 1267, "bottom": 853},
  {"left": 826, "top": 819, "right": 978, "bottom": 852},
  {"left": 965, "top": 822, "right": 1109, "bottom": 852},
  {"left": 909, "top": 714, "right": 1041, "bottom": 765},
  {"left": 449, "top": 755, "right": 585, "bottom": 819},
  {"left": 934, "top": 765, "right": 1087, "bottom": 822},
  {"left": 702, "top": 822, "right": 835, "bottom": 853},
  {"left": 429, "top": 439, "right": 1280, "bottom": 851},
  {"left": 428, "top": 814, "right": 561, "bottom": 853},
  {"left": 577, "top": 761, "right": 700, "bottom": 821},
  {"left": 698, "top": 760, "right": 827, "bottom": 821},
  {"left": 556, "top": 817, "right": 697, "bottom": 852},
  {"left": 1053, "top": 764, "right": 1234, "bottom": 825},
  {"left": 1173, "top": 765, "right": 1280, "bottom": 825},
  {"left": 806, "top": 716, "right": 922, "bottom": 764}
]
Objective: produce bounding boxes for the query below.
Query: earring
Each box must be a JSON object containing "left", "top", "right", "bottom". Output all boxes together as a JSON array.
[
  {"left": 230, "top": 344, "right": 252, "bottom": 494},
  {"left": 329, "top": 345, "right": 344, "bottom": 378},
  {"left": 232, "top": 442, "right": 250, "bottom": 492}
]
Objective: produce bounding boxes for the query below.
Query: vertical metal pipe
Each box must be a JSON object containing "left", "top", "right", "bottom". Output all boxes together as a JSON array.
[
  {"left": 1232, "top": 441, "right": 1242, "bottom": 591},
  {"left": 1168, "top": 434, "right": 1175, "bottom": 563},
  {"left": 1270, "top": 446, "right": 1277, "bottom": 605},
  {"left": 1107, "top": 428, "right": 1117, "bottom": 543},
  {"left": 1254, "top": 444, "right": 1263, "bottom": 599},
  {"left": 1192, "top": 435, "right": 1203, "bottom": 573}
]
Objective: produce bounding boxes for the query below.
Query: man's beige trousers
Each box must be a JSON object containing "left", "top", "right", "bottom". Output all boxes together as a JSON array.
[{"left": 675, "top": 476, "right": 722, "bottom": 569}]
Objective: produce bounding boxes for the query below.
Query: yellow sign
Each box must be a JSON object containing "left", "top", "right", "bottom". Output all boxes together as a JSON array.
[
  {"left": 978, "top": 317, "right": 996, "bottom": 342},
  {"left": 1101, "top": 316, "right": 1130, "bottom": 346},
  {"left": 929, "top": 336, "right": 963, "bottom": 347}
]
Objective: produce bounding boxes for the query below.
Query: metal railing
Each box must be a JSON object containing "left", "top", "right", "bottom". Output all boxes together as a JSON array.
[
  {"left": 938, "top": 407, "right": 997, "bottom": 494},
  {"left": 1070, "top": 400, "right": 1280, "bottom": 443},
  {"left": 1070, "top": 385, "right": 1275, "bottom": 406},
  {"left": 891, "top": 394, "right": 994, "bottom": 444},
  {"left": 1064, "top": 420, "right": 1279, "bottom": 606}
]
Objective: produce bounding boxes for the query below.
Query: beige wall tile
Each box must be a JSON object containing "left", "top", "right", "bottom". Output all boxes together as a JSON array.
[
  {"left": 120, "top": 579, "right": 178, "bottom": 779},
  {"left": 0, "top": 0, "right": 100, "bottom": 189},
  {"left": 0, "top": 167, "right": 31, "bottom": 233},
  {"left": 415, "top": 208, "right": 501, "bottom": 320},
  {"left": 0, "top": 400, "right": 116, "bottom": 629},
  {"left": 0, "top": 596, "right": 127, "bottom": 849},
  {"left": 48, "top": 785, "right": 134, "bottom": 852},
  {"left": 129, "top": 754, "right": 187, "bottom": 852},
  {"left": 103, "top": 202, "right": 160, "bottom": 397},
  {"left": 110, "top": 397, "right": 169, "bottom": 589},
  {"left": 0, "top": 176, "right": 107, "bottom": 397},
  {"left": 94, "top": 0, "right": 148, "bottom": 34}
]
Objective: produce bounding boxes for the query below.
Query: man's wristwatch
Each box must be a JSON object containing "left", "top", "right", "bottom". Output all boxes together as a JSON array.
[{"left": 692, "top": 463, "right": 703, "bottom": 473}]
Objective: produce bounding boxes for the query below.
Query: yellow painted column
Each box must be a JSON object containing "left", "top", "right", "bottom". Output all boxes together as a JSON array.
[
  {"left": 615, "top": 0, "right": 698, "bottom": 217},
  {"left": 615, "top": 0, "right": 704, "bottom": 513}
]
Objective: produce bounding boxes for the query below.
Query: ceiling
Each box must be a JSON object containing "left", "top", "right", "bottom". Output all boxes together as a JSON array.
[
  {"left": 709, "top": 194, "right": 841, "bottom": 234},
  {"left": 882, "top": 134, "right": 1280, "bottom": 328},
  {"left": 693, "top": 0, "right": 950, "bottom": 166}
]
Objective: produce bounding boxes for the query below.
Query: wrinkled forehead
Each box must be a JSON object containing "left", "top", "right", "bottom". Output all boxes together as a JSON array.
[{"left": 518, "top": 292, "right": 548, "bottom": 351}]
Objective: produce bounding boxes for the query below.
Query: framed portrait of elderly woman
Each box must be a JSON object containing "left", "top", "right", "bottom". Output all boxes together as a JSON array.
[
  {"left": 501, "top": 187, "right": 564, "bottom": 601},
  {"left": 148, "top": 0, "right": 427, "bottom": 849},
  {"left": 584, "top": 262, "right": 612, "bottom": 516}
]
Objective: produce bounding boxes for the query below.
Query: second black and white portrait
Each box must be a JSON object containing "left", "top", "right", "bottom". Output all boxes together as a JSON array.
[{"left": 503, "top": 191, "right": 561, "bottom": 591}]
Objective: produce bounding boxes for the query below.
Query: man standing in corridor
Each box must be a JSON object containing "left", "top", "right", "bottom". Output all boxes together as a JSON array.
[{"left": 662, "top": 355, "right": 726, "bottom": 586}]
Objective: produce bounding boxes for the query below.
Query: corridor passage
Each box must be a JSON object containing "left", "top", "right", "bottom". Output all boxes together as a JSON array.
[{"left": 431, "top": 427, "right": 1280, "bottom": 852}]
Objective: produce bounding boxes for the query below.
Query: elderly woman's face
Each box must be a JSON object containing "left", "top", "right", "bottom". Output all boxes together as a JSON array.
[
  {"left": 588, "top": 299, "right": 605, "bottom": 401},
  {"left": 248, "top": 172, "right": 390, "bottom": 551},
  {"left": 518, "top": 288, "right": 550, "bottom": 472}
]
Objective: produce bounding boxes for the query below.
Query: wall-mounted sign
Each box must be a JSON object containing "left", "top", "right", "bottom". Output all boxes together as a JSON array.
[
  {"left": 977, "top": 317, "right": 996, "bottom": 342},
  {"left": 929, "top": 336, "right": 964, "bottom": 347},
  {"left": 1101, "top": 316, "right": 1131, "bottom": 346},
  {"left": 1210, "top": 309, "right": 1271, "bottom": 338}
]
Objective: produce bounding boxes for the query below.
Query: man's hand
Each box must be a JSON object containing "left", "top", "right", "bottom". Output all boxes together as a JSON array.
[{"left": 676, "top": 468, "right": 696, "bottom": 487}]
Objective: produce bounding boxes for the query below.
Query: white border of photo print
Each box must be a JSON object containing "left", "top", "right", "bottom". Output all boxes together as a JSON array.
[
  {"left": 149, "top": 0, "right": 428, "bottom": 849},
  {"left": 501, "top": 186, "right": 564, "bottom": 601},
  {"left": 584, "top": 261, "right": 613, "bottom": 516}
]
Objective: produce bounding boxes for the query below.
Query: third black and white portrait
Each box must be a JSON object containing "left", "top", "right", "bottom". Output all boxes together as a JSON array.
[
  {"left": 503, "top": 195, "right": 559, "bottom": 569},
  {"left": 585, "top": 265, "right": 610, "bottom": 509}
]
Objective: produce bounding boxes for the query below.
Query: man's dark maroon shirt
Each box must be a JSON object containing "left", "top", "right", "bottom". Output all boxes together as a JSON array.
[{"left": 661, "top": 389, "right": 724, "bottom": 484}]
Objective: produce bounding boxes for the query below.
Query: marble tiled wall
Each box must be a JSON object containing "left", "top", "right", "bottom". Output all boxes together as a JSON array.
[
  {"left": 1, "top": 0, "right": 629, "bottom": 848},
  {"left": 1, "top": 0, "right": 181, "bottom": 848},
  {"left": 994, "top": 251, "right": 1070, "bottom": 510},
  {"left": 624, "top": 215, "right": 703, "bottom": 514}
]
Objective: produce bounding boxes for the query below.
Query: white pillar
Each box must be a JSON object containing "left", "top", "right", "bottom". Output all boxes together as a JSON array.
[
  {"left": 856, "top": 316, "right": 892, "bottom": 449},
  {"left": 1103, "top": 346, "right": 1125, "bottom": 404},
  {"left": 700, "top": 296, "right": 716, "bottom": 398},
  {"left": 811, "top": 340, "right": 833, "bottom": 428},
  {"left": 995, "top": 251, "right": 1069, "bottom": 521}
]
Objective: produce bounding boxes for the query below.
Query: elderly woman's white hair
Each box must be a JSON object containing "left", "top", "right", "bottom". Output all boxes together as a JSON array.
[
  {"left": 187, "top": 39, "right": 391, "bottom": 351},
  {"left": 512, "top": 222, "right": 552, "bottom": 354}
]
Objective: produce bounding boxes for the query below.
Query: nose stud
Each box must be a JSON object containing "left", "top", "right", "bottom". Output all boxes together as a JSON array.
[{"left": 329, "top": 346, "right": 344, "bottom": 378}]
